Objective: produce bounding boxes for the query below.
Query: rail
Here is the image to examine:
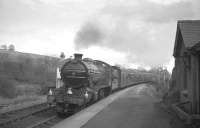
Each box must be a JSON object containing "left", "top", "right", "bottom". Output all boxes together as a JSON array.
[{"left": 0, "top": 103, "right": 53, "bottom": 127}]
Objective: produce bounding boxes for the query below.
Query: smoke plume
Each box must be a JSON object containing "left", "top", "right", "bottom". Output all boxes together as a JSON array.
[
  {"left": 74, "top": 22, "right": 105, "bottom": 49},
  {"left": 74, "top": 0, "right": 199, "bottom": 66}
]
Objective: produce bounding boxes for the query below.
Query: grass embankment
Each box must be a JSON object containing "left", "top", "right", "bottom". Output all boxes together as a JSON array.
[
  {"left": 0, "top": 50, "right": 59, "bottom": 105},
  {"left": 0, "top": 76, "right": 44, "bottom": 106}
]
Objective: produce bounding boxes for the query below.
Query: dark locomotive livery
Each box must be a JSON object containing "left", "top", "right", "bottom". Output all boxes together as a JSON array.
[{"left": 48, "top": 53, "right": 146, "bottom": 115}]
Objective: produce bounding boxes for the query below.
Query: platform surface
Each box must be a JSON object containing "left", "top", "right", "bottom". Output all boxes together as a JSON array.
[{"left": 53, "top": 84, "right": 185, "bottom": 128}]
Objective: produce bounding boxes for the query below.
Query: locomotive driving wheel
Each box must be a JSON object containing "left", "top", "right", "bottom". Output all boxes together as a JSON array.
[{"left": 98, "top": 89, "right": 105, "bottom": 100}]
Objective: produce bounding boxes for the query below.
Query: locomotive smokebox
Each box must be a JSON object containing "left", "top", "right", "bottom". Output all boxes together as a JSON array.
[{"left": 74, "top": 53, "right": 83, "bottom": 61}]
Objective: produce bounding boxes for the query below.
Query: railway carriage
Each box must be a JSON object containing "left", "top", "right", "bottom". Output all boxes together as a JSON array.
[{"left": 111, "top": 66, "right": 121, "bottom": 90}]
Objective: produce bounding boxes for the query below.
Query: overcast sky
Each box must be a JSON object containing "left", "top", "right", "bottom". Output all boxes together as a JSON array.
[{"left": 0, "top": 0, "right": 199, "bottom": 71}]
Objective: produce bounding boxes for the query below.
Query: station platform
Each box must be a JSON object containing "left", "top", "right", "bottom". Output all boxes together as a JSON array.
[{"left": 53, "top": 84, "right": 186, "bottom": 128}]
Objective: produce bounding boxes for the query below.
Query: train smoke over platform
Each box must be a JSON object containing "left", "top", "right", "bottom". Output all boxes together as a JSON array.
[
  {"left": 74, "top": 19, "right": 172, "bottom": 67},
  {"left": 74, "top": 22, "right": 105, "bottom": 49},
  {"left": 73, "top": 0, "right": 200, "bottom": 68}
]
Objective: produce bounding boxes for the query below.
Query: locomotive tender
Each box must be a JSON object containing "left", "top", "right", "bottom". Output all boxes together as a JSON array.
[{"left": 49, "top": 53, "right": 143, "bottom": 115}]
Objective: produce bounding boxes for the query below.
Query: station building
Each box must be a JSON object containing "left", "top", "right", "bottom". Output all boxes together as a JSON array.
[{"left": 172, "top": 20, "right": 200, "bottom": 123}]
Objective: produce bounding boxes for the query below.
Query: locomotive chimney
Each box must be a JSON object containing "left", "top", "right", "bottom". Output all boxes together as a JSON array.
[{"left": 74, "top": 53, "right": 83, "bottom": 61}]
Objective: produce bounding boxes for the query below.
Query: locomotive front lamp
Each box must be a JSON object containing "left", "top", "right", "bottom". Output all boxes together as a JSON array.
[
  {"left": 85, "top": 91, "right": 89, "bottom": 98},
  {"left": 48, "top": 89, "right": 53, "bottom": 95},
  {"left": 67, "top": 88, "right": 73, "bottom": 94}
]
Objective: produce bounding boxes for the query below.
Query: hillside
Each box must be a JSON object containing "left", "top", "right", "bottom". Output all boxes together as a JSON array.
[{"left": 0, "top": 50, "right": 59, "bottom": 98}]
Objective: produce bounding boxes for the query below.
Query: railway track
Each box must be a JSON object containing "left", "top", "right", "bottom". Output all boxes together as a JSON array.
[
  {"left": 0, "top": 103, "right": 57, "bottom": 128},
  {"left": 27, "top": 116, "right": 62, "bottom": 128}
]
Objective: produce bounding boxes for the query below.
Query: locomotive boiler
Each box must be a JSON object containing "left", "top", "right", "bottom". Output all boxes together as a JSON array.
[{"left": 54, "top": 53, "right": 112, "bottom": 115}]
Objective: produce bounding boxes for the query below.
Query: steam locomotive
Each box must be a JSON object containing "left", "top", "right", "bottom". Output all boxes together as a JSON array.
[{"left": 47, "top": 53, "right": 147, "bottom": 115}]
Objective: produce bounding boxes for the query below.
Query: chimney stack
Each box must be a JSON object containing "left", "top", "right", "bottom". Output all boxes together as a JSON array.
[{"left": 74, "top": 53, "right": 83, "bottom": 61}]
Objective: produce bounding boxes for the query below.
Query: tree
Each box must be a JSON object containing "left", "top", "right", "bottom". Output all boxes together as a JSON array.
[
  {"left": 60, "top": 52, "right": 65, "bottom": 59},
  {"left": 0, "top": 45, "right": 7, "bottom": 50},
  {"left": 8, "top": 44, "right": 15, "bottom": 51}
]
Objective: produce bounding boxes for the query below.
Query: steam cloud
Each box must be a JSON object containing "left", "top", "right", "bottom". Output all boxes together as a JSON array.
[
  {"left": 74, "top": 0, "right": 198, "bottom": 66},
  {"left": 74, "top": 22, "right": 105, "bottom": 49}
]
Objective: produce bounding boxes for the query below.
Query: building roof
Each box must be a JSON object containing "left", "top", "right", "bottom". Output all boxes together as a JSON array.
[
  {"left": 173, "top": 20, "right": 200, "bottom": 56},
  {"left": 179, "top": 20, "right": 200, "bottom": 48}
]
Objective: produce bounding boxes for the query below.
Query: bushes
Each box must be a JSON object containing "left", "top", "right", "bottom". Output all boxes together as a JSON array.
[
  {"left": 0, "top": 51, "right": 59, "bottom": 99},
  {"left": 0, "top": 52, "right": 57, "bottom": 87},
  {"left": 0, "top": 77, "right": 17, "bottom": 98}
]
